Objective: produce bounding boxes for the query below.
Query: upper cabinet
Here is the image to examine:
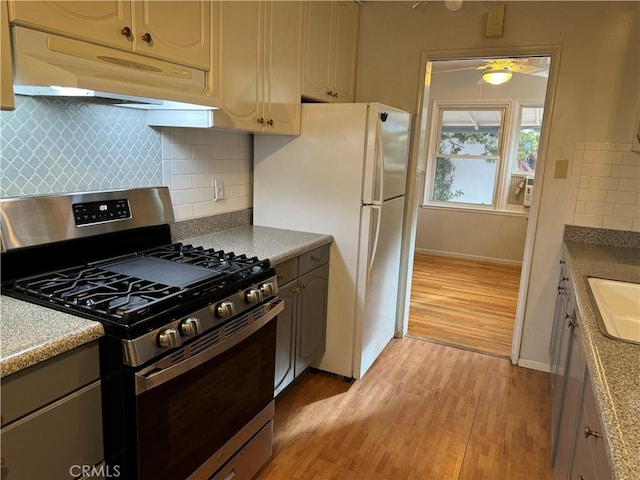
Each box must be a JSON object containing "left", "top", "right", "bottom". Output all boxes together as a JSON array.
[
  {"left": 1, "top": 0, "right": 14, "bottom": 110},
  {"left": 8, "top": 0, "right": 210, "bottom": 69},
  {"left": 210, "top": 1, "right": 302, "bottom": 135},
  {"left": 302, "top": 1, "right": 359, "bottom": 103}
]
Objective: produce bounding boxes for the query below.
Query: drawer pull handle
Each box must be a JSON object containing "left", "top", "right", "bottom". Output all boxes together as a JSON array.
[
  {"left": 141, "top": 32, "right": 153, "bottom": 43},
  {"left": 121, "top": 26, "right": 132, "bottom": 38},
  {"left": 584, "top": 426, "right": 602, "bottom": 439},
  {"left": 310, "top": 255, "right": 320, "bottom": 262}
]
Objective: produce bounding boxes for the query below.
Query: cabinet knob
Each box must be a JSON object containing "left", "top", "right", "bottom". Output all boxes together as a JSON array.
[
  {"left": 332, "top": 92, "right": 338, "bottom": 98},
  {"left": 141, "top": 32, "right": 153, "bottom": 43},
  {"left": 566, "top": 314, "right": 577, "bottom": 328},
  {"left": 267, "top": 119, "right": 274, "bottom": 126},
  {"left": 558, "top": 286, "right": 566, "bottom": 294},
  {"left": 121, "top": 26, "right": 132, "bottom": 38},
  {"left": 257, "top": 117, "right": 265, "bottom": 125},
  {"left": 327, "top": 90, "right": 334, "bottom": 97},
  {"left": 292, "top": 287, "right": 300, "bottom": 294},
  {"left": 584, "top": 426, "right": 602, "bottom": 439}
]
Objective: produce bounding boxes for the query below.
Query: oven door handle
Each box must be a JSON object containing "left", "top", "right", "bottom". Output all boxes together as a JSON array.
[{"left": 134, "top": 299, "right": 284, "bottom": 395}]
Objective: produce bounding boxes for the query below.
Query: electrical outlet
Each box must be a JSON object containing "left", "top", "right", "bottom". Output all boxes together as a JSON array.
[{"left": 214, "top": 179, "right": 224, "bottom": 201}]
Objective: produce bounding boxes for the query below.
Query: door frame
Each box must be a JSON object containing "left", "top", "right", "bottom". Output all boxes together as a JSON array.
[{"left": 396, "top": 44, "right": 562, "bottom": 365}]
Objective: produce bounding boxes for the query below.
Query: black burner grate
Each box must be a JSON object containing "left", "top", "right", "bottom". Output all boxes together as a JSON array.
[{"left": 9, "top": 243, "right": 272, "bottom": 329}]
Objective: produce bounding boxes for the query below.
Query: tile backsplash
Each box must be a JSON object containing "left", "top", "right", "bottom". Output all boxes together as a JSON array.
[
  {"left": 161, "top": 128, "right": 253, "bottom": 221},
  {"left": 0, "top": 96, "right": 253, "bottom": 223},
  {"left": 0, "top": 96, "right": 161, "bottom": 197},
  {"left": 566, "top": 142, "right": 640, "bottom": 232}
]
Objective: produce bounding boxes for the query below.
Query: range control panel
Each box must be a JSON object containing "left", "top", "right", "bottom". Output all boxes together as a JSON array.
[{"left": 73, "top": 198, "right": 131, "bottom": 226}]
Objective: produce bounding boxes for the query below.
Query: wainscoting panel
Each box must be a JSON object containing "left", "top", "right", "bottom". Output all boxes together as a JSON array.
[{"left": 415, "top": 207, "right": 528, "bottom": 265}]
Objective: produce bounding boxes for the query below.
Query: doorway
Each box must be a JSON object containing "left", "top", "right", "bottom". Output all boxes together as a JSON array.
[{"left": 401, "top": 50, "right": 557, "bottom": 361}]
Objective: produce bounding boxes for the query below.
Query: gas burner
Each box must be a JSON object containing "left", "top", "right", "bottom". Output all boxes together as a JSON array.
[{"left": 8, "top": 242, "right": 274, "bottom": 332}]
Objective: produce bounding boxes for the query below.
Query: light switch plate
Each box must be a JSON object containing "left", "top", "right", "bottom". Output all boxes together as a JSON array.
[
  {"left": 554, "top": 159, "right": 569, "bottom": 179},
  {"left": 214, "top": 179, "right": 224, "bottom": 201}
]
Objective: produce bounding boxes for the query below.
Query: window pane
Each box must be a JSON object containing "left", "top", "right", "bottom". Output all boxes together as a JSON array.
[
  {"left": 439, "top": 110, "right": 502, "bottom": 155},
  {"left": 514, "top": 107, "right": 543, "bottom": 174},
  {"left": 432, "top": 157, "right": 497, "bottom": 205}
]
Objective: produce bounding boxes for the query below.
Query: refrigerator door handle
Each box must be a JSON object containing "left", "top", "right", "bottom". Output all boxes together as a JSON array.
[
  {"left": 367, "top": 205, "right": 382, "bottom": 285},
  {"left": 374, "top": 119, "right": 386, "bottom": 205}
]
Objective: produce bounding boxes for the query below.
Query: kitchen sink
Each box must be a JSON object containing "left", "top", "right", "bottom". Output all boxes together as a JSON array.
[{"left": 587, "top": 277, "right": 640, "bottom": 344}]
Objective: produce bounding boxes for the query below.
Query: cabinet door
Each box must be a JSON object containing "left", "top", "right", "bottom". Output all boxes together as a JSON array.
[
  {"left": 274, "top": 281, "right": 297, "bottom": 397},
  {"left": 301, "top": 0, "right": 333, "bottom": 102},
  {"left": 331, "top": 1, "right": 359, "bottom": 103},
  {"left": 295, "top": 264, "right": 329, "bottom": 377},
  {"left": 549, "top": 263, "right": 567, "bottom": 365},
  {"left": 262, "top": 0, "right": 302, "bottom": 135},
  {"left": 554, "top": 327, "right": 585, "bottom": 480},
  {"left": 9, "top": 0, "right": 132, "bottom": 50},
  {"left": 0, "top": 382, "right": 103, "bottom": 480},
  {"left": 1, "top": 0, "right": 14, "bottom": 110},
  {"left": 550, "top": 275, "right": 575, "bottom": 466},
  {"left": 574, "top": 375, "right": 611, "bottom": 480},
  {"left": 133, "top": 0, "right": 209, "bottom": 69},
  {"left": 570, "top": 399, "right": 597, "bottom": 480},
  {"left": 213, "top": 0, "right": 263, "bottom": 131}
]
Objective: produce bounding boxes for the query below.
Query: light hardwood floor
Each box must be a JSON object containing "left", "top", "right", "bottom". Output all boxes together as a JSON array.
[
  {"left": 408, "top": 254, "right": 522, "bottom": 358},
  {"left": 257, "top": 337, "right": 552, "bottom": 480}
]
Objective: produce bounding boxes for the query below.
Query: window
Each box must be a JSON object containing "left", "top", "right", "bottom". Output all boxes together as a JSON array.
[
  {"left": 424, "top": 102, "right": 543, "bottom": 211},
  {"left": 513, "top": 107, "right": 543, "bottom": 175},
  {"left": 428, "top": 106, "right": 506, "bottom": 207}
]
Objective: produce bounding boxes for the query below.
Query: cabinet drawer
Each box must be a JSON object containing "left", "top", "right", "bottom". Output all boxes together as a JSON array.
[
  {"left": 299, "top": 245, "right": 330, "bottom": 275},
  {"left": 276, "top": 257, "right": 298, "bottom": 287},
  {"left": 1, "top": 380, "right": 103, "bottom": 480},
  {"left": 1, "top": 341, "right": 100, "bottom": 426}
]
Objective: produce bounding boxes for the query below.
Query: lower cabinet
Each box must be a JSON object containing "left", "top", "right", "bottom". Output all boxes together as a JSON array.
[
  {"left": 570, "top": 375, "right": 611, "bottom": 480},
  {"left": 553, "top": 326, "right": 585, "bottom": 480},
  {"left": 0, "top": 342, "right": 104, "bottom": 480},
  {"left": 550, "top": 254, "right": 612, "bottom": 480},
  {"left": 274, "top": 245, "right": 329, "bottom": 397}
]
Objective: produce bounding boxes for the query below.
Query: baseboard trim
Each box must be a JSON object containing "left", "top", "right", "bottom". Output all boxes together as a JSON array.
[
  {"left": 414, "top": 248, "right": 523, "bottom": 267},
  {"left": 517, "top": 359, "right": 550, "bottom": 373}
]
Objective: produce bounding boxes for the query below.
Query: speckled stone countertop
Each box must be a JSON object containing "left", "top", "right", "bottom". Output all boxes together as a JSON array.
[
  {"left": 563, "top": 241, "right": 640, "bottom": 480},
  {"left": 176, "top": 225, "right": 334, "bottom": 265},
  {"left": 0, "top": 223, "right": 332, "bottom": 379},
  {"left": 0, "top": 297, "right": 104, "bottom": 378}
]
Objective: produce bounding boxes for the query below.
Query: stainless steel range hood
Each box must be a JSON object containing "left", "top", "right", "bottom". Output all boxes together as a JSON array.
[{"left": 11, "top": 26, "right": 220, "bottom": 110}]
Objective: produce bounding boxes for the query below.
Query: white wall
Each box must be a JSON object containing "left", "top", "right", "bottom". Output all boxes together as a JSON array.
[
  {"left": 354, "top": 1, "right": 640, "bottom": 369},
  {"left": 416, "top": 208, "right": 527, "bottom": 265}
]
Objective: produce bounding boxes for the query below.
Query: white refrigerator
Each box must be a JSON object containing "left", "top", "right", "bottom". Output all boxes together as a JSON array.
[{"left": 253, "top": 102, "right": 412, "bottom": 379}]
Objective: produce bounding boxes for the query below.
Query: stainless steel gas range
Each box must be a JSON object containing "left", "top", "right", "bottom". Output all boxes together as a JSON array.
[{"left": 0, "top": 187, "right": 283, "bottom": 480}]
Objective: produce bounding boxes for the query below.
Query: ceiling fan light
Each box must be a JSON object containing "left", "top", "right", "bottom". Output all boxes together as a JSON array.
[
  {"left": 444, "top": 0, "right": 463, "bottom": 11},
  {"left": 482, "top": 68, "right": 512, "bottom": 85}
]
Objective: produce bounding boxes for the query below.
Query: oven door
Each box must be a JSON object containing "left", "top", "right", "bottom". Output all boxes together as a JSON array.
[{"left": 133, "top": 299, "right": 283, "bottom": 480}]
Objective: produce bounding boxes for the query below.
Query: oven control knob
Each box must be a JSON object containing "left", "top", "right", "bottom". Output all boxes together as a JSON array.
[
  {"left": 246, "top": 288, "right": 264, "bottom": 305},
  {"left": 158, "top": 328, "right": 181, "bottom": 349},
  {"left": 260, "top": 282, "right": 276, "bottom": 297},
  {"left": 180, "top": 317, "right": 202, "bottom": 337},
  {"left": 216, "top": 301, "right": 237, "bottom": 319}
]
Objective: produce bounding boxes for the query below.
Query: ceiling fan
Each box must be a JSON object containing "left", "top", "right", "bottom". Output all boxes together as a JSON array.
[{"left": 432, "top": 57, "right": 550, "bottom": 85}]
